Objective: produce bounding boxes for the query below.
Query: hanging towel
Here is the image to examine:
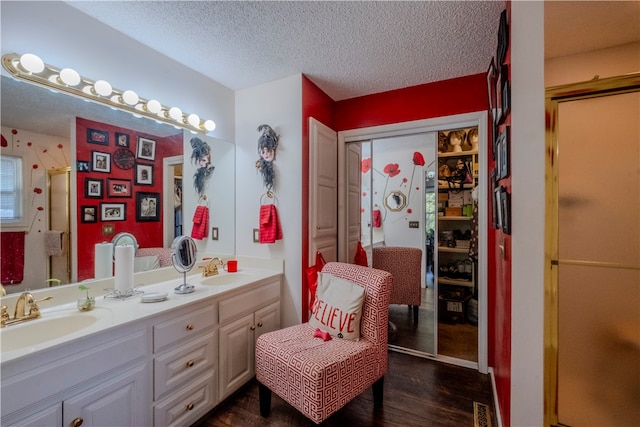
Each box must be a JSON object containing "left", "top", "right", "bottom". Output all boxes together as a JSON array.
[
  {"left": 1, "top": 231, "right": 25, "bottom": 285},
  {"left": 259, "top": 204, "right": 283, "bottom": 244},
  {"left": 191, "top": 205, "right": 209, "bottom": 240},
  {"left": 372, "top": 209, "right": 382, "bottom": 228},
  {"left": 45, "top": 230, "right": 64, "bottom": 256}
]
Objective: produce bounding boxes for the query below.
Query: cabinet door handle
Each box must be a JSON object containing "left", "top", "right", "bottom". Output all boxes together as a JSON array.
[
  {"left": 257, "top": 322, "right": 263, "bottom": 328},
  {"left": 186, "top": 360, "right": 195, "bottom": 368},
  {"left": 72, "top": 417, "right": 84, "bottom": 427},
  {"left": 250, "top": 325, "right": 256, "bottom": 331},
  {"left": 186, "top": 402, "right": 195, "bottom": 411},
  {"left": 186, "top": 323, "right": 194, "bottom": 330}
]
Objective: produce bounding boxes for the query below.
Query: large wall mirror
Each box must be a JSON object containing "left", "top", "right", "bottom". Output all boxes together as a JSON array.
[{"left": 1, "top": 75, "right": 235, "bottom": 294}]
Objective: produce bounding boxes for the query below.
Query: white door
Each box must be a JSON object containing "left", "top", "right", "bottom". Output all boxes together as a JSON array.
[
  {"left": 308, "top": 118, "right": 338, "bottom": 264},
  {"left": 345, "top": 143, "right": 362, "bottom": 263}
]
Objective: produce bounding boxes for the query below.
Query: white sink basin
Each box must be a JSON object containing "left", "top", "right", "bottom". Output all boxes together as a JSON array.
[
  {"left": 1, "top": 310, "right": 106, "bottom": 352},
  {"left": 201, "top": 273, "right": 252, "bottom": 286}
]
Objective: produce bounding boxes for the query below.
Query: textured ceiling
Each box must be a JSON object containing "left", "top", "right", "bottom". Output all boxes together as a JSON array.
[{"left": 66, "top": 1, "right": 506, "bottom": 101}]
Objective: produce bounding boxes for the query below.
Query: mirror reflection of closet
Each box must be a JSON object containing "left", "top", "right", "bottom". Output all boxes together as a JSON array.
[{"left": 358, "top": 133, "right": 437, "bottom": 356}]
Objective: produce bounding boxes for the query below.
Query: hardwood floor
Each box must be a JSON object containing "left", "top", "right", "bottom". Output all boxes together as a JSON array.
[{"left": 195, "top": 351, "right": 496, "bottom": 427}]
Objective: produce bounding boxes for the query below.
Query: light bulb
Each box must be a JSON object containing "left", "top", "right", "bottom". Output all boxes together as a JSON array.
[
  {"left": 168, "top": 107, "right": 182, "bottom": 121},
  {"left": 19, "top": 53, "right": 44, "bottom": 73},
  {"left": 93, "top": 80, "right": 112, "bottom": 97},
  {"left": 121, "top": 90, "right": 139, "bottom": 106},
  {"left": 59, "top": 68, "right": 81, "bottom": 86},
  {"left": 187, "top": 113, "right": 200, "bottom": 127},
  {"left": 146, "top": 100, "right": 162, "bottom": 114},
  {"left": 204, "top": 120, "right": 216, "bottom": 131}
]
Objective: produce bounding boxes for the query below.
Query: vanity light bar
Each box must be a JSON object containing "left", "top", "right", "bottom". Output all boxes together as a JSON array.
[{"left": 2, "top": 53, "right": 216, "bottom": 134}]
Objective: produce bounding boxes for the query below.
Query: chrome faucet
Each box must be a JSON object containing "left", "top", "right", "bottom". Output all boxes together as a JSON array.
[
  {"left": 1, "top": 291, "right": 53, "bottom": 328},
  {"left": 200, "top": 257, "right": 223, "bottom": 277}
]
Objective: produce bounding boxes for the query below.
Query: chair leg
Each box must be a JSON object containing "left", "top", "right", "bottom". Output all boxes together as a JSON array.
[
  {"left": 413, "top": 305, "right": 419, "bottom": 324},
  {"left": 259, "top": 383, "right": 272, "bottom": 417},
  {"left": 372, "top": 376, "right": 384, "bottom": 407}
]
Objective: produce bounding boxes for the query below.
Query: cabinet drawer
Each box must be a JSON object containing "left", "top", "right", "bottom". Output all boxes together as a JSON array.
[
  {"left": 154, "top": 372, "right": 216, "bottom": 427},
  {"left": 154, "top": 304, "right": 215, "bottom": 353},
  {"left": 154, "top": 331, "right": 216, "bottom": 400},
  {"left": 219, "top": 280, "right": 280, "bottom": 324}
]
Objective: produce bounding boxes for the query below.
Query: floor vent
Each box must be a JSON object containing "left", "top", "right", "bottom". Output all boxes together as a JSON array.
[{"left": 474, "top": 401, "right": 492, "bottom": 427}]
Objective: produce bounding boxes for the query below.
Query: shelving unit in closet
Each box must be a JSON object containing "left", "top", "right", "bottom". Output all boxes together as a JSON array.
[{"left": 436, "top": 127, "right": 478, "bottom": 324}]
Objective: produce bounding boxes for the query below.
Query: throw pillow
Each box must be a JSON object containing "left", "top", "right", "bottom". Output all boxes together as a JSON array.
[{"left": 309, "top": 272, "right": 365, "bottom": 341}]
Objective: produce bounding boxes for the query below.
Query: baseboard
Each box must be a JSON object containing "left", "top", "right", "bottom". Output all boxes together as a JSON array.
[{"left": 488, "top": 367, "right": 504, "bottom": 427}]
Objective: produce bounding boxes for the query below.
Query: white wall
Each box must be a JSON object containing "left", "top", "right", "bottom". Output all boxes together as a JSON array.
[
  {"left": 235, "top": 75, "right": 303, "bottom": 327},
  {"left": 511, "top": 2, "right": 545, "bottom": 426},
  {"left": 545, "top": 42, "right": 640, "bottom": 87}
]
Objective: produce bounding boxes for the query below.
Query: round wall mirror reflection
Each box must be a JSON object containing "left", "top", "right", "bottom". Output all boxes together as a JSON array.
[
  {"left": 384, "top": 190, "right": 407, "bottom": 211},
  {"left": 171, "top": 235, "right": 197, "bottom": 294}
]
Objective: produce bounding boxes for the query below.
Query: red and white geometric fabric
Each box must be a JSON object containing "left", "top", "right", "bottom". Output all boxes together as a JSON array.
[
  {"left": 255, "top": 262, "right": 393, "bottom": 424},
  {"left": 135, "top": 247, "right": 173, "bottom": 267},
  {"left": 372, "top": 246, "right": 422, "bottom": 307}
]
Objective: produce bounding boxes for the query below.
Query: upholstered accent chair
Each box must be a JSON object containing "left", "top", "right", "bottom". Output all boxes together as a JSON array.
[
  {"left": 372, "top": 246, "right": 423, "bottom": 324},
  {"left": 255, "top": 262, "right": 393, "bottom": 424}
]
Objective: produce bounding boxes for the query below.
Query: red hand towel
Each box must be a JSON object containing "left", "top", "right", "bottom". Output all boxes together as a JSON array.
[
  {"left": 259, "top": 204, "right": 283, "bottom": 244},
  {"left": 1, "top": 231, "right": 25, "bottom": 284},
  {"left": 372, "top": 209, "right": 382, "bottom": 228},
  {"left": 191, "top": 205, "right": 209, "bottom": 240}
]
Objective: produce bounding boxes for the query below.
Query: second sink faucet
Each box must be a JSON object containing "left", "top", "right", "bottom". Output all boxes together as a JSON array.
[{"left": 1, "top": 291, "right": 53, "bottom": 328}]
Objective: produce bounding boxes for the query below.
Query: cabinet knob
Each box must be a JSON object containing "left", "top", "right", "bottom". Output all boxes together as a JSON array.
[
  {"left": 72, "top": 417, "right": 84, "bottom": 427},
  {"left": 250, "top": 325, "right": 256, "bottom": 331},
  {"left": 186, "top": 323, "right": 194, "bottom": 330},
  {"left": 186, "top": 402, "right": 195, "bottom": 411},
  {"left": 186, "top": 360, "right": 195, "bottom": 368},
  {"left": 257, "top": 322, "right": 263, "bottom": 328}
]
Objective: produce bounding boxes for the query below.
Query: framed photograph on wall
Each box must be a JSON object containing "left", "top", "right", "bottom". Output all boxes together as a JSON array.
[
  {"left": 136, "top": 136, "right": 156, "bottom": 161},
  {"left": 135, "top": 163, "right": 154, "bottom": 185},
  {"left": 486, "top": 58, "right": 499, "bottom": 158},
  {"left": 500, "top": 64, "right": 511, "bottom": 123},
  {"left": 136, "top": 192, "right": 160, "bottom": 222},
  {"left": 81, "top": 205, "right": 97, "bottom": 223},
  {"left": 115, "top": 132, "right": 130, "bottom": 148},
  {"left": 501, "top": 190, "right": 511, "bottom": 235},
  {"left": 494, "top": 186, "right": 504, "bottom": 230},
  {"left": 498, "top": 126, "right": 510, "bottom": 179},
  {"left": 91, "top": 151, "right": 111, "bottom": 173},
  {"left": 84, "top": 178, "right": 103, "bottom": 198},
  {"left": 107, "top": 178, "right": 132, "bottom": 198},
  {"left": 76, "top": 160, "right": 90, "bottom": 172},
  {"left": 100, "top": 202, "right": 126, "bottom": 221},
  {"left": 496, "top": 9, "right": 509, "bottom": 66},
  {"left": 87, "top": 128, "right": 109, "bottom": 145}
]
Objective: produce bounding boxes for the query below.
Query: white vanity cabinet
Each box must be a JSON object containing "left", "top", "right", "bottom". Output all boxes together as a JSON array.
[
  {"left": 1, "top": 326, "right": 149, "bottom": 427},
  {"left": 1, "top": 265, "right": 283, "bottom": 427},
  {"left": 152, "top": 301, "right": 218, "bottom": 427},
  {"left": 218, "top": 278, "right": 280, "bottom": 400}
]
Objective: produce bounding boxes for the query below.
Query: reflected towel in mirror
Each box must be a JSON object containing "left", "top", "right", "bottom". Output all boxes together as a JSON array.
[{"left": 45, "top": 230, "right": 64, "bottom": 256}]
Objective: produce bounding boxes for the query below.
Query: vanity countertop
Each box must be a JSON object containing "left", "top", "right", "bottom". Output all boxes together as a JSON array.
[{"left": 0, "top": 258, "right": 283, "bottom": 364}]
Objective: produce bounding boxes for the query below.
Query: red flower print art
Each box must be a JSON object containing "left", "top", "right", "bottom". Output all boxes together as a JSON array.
[
  {"left": 383, "top": 163, "right": 400, "bottom": 177},
  {"left": 361, "top": 158, "right": 371, "bottom": 173},
  {"left": 408, "top": 151, "right": 426, "bottom": 201}
]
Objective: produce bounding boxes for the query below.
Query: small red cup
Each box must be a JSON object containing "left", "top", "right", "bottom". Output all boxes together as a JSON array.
[{"left": 224, "top": 260, "right": 238, "bottom": 273}]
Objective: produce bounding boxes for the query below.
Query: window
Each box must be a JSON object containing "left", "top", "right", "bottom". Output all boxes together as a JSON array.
[{"left": 0, "top": 155, "right": 25, "bottom": 225}]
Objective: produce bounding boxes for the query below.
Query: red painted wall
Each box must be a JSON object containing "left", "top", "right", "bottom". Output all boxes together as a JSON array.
[
  {"left": 334, "top": 74, "right": 488, "bottom": 131},
  {"left": 75, "top": 118, "right": 182, "bottom": 281},
  {"left": 489, "top": 3, "right": 512, "bottom": 424},
  {"left": 301, "top": 76, "right": 335, "bottom": 322}
]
